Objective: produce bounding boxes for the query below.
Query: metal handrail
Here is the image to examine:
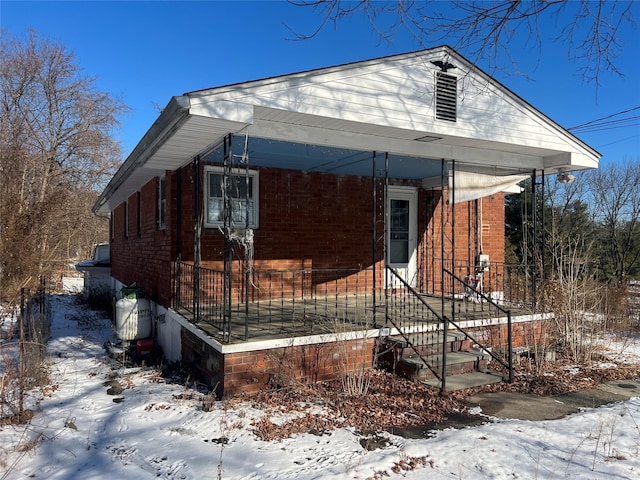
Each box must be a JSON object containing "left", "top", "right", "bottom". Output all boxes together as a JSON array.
[
  {"left": 385, "top": 265, "right": 513, "bottom": 387},
  {"left": 444, "top": 268, "right": 513, "bottom": 382},
  {"left": 385, "top": 266, "right": 444, "bottom": 381}
]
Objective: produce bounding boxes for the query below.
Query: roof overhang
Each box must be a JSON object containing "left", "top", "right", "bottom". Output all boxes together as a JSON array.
[{"left": 95, "top": 98, "right": 600, "bottom": 214}]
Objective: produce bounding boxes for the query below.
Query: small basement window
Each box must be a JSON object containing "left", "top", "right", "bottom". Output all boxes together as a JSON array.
[
  {"left": 435, "top": 72, "right": 457, "bottom": 122},
  {"left": 205, "top": 166, "right": 259, "bottom": 228}
]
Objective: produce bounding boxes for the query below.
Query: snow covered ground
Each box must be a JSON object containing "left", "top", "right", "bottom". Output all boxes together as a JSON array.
[{"left": 1, "top": 279, "right": 639, "bottom": 479}]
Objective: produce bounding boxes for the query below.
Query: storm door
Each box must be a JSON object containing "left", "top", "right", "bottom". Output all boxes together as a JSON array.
[{"left": 386, "top": 187, "right": 418, "bottom": 288}]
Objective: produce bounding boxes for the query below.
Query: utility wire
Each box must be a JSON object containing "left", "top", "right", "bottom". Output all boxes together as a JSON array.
[
  {"left": 571, "top": 117, "right": 640, "bottom": 134},
  {"left": 568, "top": 106, "right": 640, "bottom": 131}
]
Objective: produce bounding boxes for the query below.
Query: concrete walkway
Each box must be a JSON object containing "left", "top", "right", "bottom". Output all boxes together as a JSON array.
[{"left": 466, "top": 379, "right": 640, "bottom": 421}]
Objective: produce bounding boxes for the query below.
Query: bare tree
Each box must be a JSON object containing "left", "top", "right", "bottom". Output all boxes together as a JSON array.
[
  {"left": 288, "top": 0, "right": 635, "bottom": 84},
  {"left": 587, "top": 159, "right": 640, "bottom": 283},
  {"left": 537, "top": 161, "right": 640, "bottom": 363},
  {"left": 0, "top": 29, "right": 127, "bottom": 298}
]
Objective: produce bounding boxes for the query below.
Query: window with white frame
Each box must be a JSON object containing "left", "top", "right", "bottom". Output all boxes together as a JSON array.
[
  {"left": 158, "top": 175, "right": 166, "bottom": 230},
  {"left": 205, "top": 166, "right": 258, "bottom": 228}
]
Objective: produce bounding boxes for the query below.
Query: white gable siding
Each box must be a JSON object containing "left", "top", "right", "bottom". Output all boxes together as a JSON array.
[{"left": 188, "top": 54, "right": 590, "bottom": 159}]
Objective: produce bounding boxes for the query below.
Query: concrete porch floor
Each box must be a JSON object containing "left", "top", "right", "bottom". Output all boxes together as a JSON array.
[{"left": 175, "top": 293, "right": 533, "bottom": 345}]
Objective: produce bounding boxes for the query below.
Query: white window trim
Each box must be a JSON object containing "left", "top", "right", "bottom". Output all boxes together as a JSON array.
[{"left": 204, "top": 166, "right": 259, "bottom": 229}]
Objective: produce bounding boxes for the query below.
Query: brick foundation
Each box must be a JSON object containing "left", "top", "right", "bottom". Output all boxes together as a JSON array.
[
  {"left": 180, "top": 328, "right": 376, "bottom": 397},
  {"left": 179, "top": 316, "right": 548, "bottom": 397}
]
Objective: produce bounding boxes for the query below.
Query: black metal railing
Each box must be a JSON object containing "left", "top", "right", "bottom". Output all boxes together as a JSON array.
[
  {"left": 385, "top": 266, "right": 513, "bottom": 390},
  {"left": 423, "top": 258, "right": 536, "bottom": 309},
  {"left": 443, "top": 268, "right": 513, "bottom": 383},
  {"left": 174, "top": 261, "right": 513, "bottom": 383},
  {"left": 384, "top": 267, "right": 446, "bottom": 381},
  {"left": 174, "top": 262, "right": 381, "bottom": 342}
]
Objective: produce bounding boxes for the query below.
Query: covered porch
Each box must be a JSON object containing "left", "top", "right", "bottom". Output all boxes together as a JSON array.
[{"left": 169, "top": 132, "right": 548, "bottom": 392}]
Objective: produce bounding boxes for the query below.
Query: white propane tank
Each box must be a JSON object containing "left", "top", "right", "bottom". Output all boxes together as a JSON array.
[{"left": 115, "top": 297, "right": 152, "bottom": 341}]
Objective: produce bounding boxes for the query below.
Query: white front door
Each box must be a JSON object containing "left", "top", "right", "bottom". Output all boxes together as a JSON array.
[{"left": 387, "top": 186, "right": 418, "bottom": 288}]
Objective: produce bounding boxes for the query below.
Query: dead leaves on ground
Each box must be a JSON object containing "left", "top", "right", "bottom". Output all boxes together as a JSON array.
[
  {"left": 248, "top": 360, "right": 640, "bottom": 441},
  {"left": 250, "top": 370, "right": 468, "bottom": 441},
  {"left": 490, "top": 357, "right": 640, "bottom": 396}
]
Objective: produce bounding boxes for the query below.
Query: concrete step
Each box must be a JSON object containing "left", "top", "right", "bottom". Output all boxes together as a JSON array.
[
  {"left": 423, "top": 371, "right": 505, "bottom": 391},
  {"left": 403, "top": 350, "right": 488, "bottom": 367},
  {"left": 397, "top": 351, "right": 490, "bottom": 380},
  {"left": 384, "top": 331, "right": 466, "bottom": 348}
]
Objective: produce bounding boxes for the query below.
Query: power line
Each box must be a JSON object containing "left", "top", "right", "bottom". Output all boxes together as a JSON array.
[
  {"left": 571, "top": 117, "right": 640, "bottom": 134},
  {"left": 568, "top": 106, "right": 640, "bottom": 131},
  {"left": 597, "top": 133, "right": 640, "bottom": 149}
]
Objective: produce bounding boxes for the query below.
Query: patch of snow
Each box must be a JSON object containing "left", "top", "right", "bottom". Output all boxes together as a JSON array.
[
  {"left": 563, "top": 365, "right": 581, "bottom": 375},
  {"left": 468, "top": 406, "right": 483, "bottom": 415},
  {"left": 1, "top": 287, "right": 639, "bottom": 479},
  {"left": 597, "top": 331, "right": 640, "bottom": 365},
  {"left": 61, "top": 276, "right": 83, "bottom": 294}
]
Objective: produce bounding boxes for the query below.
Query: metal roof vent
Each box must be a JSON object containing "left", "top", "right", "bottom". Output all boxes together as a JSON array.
[{"left": 435, "top": 72, "right": 457, "bottom": 122}]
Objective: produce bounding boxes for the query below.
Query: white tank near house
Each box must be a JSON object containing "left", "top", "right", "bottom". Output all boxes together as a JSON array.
[{"left": 115, "top": 297, "right": 152, "bottom": 340}]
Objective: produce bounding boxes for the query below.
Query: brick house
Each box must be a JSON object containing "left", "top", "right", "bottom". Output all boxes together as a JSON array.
[{"left": 95, "top": 47, "right": 599, "bottom": 396}]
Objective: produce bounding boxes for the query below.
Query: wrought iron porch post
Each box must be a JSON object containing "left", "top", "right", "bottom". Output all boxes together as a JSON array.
[
  {"left": 531, "top": 169, "right": 545, "bottom": 306},
  {"left": 384, "top": 152, "right": 389, "bottom": 325},
  {"left": 531, "top": 169, "right": 536, "bottom": 304},
  {"left": 507, "top": 310, "right": 513, "bottom": 382},
  {"left": 242, "top": 132, "right": 250, "bottom": 341},
  {"left": 440, "top": 158, "right": 448, "bottom": 393},
  {"left": 372, "top": 151, "right": 377, "bottom": 325},
  {"left": 193, "top": 155, "right": 201, "bottom": 323},
  {"left": 175, "top": 169, "right": 182, "bottom": 308},
  {"left": 177, "top": 168, "right": 182, "bottom": 259},
  {"left": 223, "top": 134, "right": 233, "bottom": 343}
]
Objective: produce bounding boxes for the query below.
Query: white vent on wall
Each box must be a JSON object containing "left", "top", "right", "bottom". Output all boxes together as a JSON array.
[{"left": 435, "top": 72, "right": 457, "bottom": 122}]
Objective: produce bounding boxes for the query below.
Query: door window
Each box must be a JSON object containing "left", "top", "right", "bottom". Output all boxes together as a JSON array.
[{"left": 390, "top": 199, "right": 409, "bottom": 264}]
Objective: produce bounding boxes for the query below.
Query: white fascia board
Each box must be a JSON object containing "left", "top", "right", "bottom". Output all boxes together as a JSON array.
[{"left": 543, "top": 152, "right": 599, "bottom": 172}]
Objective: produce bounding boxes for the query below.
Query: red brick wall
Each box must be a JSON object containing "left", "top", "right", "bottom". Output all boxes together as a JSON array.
[
  {"left": 459, "top": 319, "right": 551, "bottom": 354},
  {"left": 110, "top": 173, "right": 175, "bottom": 305},
  {"left": 181, "top": 317, "right": 548, "bottom": 397},
  {"left": 179, "top": 166, "right": 383, "bottom": 270},
  {"left": 418, "top": 189, "right": 506, "bottom": 294}
]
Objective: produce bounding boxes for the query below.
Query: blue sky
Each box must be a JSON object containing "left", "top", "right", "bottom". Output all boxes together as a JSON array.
[{"left": 2, "top": 1, "right": 639, "bottom": 165}]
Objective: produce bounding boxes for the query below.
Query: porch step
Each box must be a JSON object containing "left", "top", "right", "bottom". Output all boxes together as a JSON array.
[
  {"left": 397, "top": 351, "right": 490, "bottom": 380},
  {"left": 423, "top": 371, "right": 505, "bottom": 391},
  {"left": 378, "top": 328, "right": 505, "bottom": 389},
  {"left": 384, "top": 331, "right": 468, "bottom": 350},
  {"left": 378, "top": 332, "right": 468, "bottom": 372}
]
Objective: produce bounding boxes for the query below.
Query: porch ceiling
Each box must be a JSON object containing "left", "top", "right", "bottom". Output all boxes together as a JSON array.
[{"left": 95, "top": 101, "right": 591, "bottom": 214}]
